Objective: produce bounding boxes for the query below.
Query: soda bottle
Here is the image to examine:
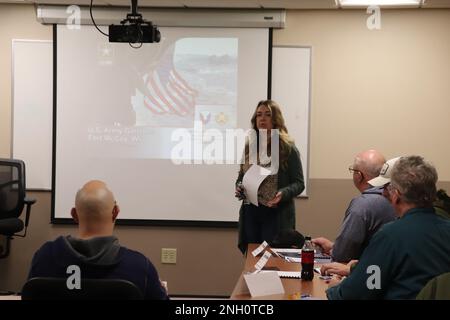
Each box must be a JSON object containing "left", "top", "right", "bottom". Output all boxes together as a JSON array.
[{"left": 301, "top": 236, "right": 314, "bottom": 281}]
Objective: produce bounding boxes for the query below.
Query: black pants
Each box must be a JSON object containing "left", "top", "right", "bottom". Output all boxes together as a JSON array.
[{"left": 242, "top": 203, "right": 279, "bottom": 246}]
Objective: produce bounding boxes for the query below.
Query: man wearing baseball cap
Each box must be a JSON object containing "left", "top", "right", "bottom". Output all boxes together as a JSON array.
[{"left": 313, "top": 150, "right": 396, "bottom": 264}]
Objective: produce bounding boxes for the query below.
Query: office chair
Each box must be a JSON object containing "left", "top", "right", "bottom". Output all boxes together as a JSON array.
[
  {"left": 0, "top": 158, "right": 36, "bottom": 259},
  {"left": 270, "top": 229, "right": 305, "bottom": 249},
  {"left": 22, "top": 278, "right": 143, "bottom": 300}
]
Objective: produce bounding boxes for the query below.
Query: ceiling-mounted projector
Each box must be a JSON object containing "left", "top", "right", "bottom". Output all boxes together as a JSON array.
[{"left": 108, "top": 0, "right": 161, "bottom": 44}]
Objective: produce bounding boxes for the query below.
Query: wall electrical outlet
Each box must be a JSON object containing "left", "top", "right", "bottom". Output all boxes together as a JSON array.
[{"left": 161, "top": 248, "right": 177, "bottom": 264}]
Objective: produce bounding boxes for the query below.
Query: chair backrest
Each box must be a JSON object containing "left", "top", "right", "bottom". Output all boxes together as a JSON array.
[
  {"left": 270, "top": 229, "right": 305, "bottom": 249},
  {"left": 22, "top": 277, "right": 143, "bottom": 300},
  {"left": 416, "top": 272, "right": 450, "bottom": 300},
  {"left": 0, "top": 159, "right": 35, "bottom": 258},
  {"left": 434, "top": 189, "right": 450, "bottom": 220},
  {"left": 0, "top": 159, "right": 26, "bottom": 220}
]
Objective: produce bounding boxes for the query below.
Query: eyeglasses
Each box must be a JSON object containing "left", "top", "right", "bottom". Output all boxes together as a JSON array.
[{"left": 348, "top": 166, "right": 364, "bottom": 177}]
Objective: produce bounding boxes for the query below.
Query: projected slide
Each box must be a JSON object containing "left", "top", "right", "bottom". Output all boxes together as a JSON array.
[
  {"left": 135, "top": 37, "right": 237, "bottom": 128},
  {"left": 79, "top": 32, "right": 238, "bottom": 160}
]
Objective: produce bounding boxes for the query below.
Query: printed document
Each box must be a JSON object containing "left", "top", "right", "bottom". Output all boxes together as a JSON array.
[{"left": 242, "top": 165, "right": 271, "bottom": 206}]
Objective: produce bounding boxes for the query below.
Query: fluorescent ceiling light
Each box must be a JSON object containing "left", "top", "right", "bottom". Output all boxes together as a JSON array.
[{"left": 338, "top": 0, "right": 422, "bottom": 6}]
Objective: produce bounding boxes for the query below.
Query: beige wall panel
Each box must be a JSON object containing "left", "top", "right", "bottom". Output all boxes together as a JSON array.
[{"left": 274, "top": 10, "right": 450, "bottom": 180}]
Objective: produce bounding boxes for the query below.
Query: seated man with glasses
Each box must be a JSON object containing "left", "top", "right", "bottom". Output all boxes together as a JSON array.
[
  {"left": 327, "top": 156, "right": 450, "bottom": 299},
  {"left": 313, "top": 150, "right": 396, "bottom": 263}
]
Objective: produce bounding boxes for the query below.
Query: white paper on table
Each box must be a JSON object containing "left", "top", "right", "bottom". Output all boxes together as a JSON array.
[
  {"left": 261, "top": 271, "right": 301, "bottom": 279},
  {"left": 243, "top": 271, "right": 285, "bottom": 297},
  {"left": 242, "top": 164, "right": 272, "bottom": 206},
  {"left": 271, "top": 248, "right": 332, "bottom": 263}
]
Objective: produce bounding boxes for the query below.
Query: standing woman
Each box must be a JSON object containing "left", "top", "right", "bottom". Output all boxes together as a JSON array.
[{"left": 235, "top": 100, "right": 304, "bottom": 254}]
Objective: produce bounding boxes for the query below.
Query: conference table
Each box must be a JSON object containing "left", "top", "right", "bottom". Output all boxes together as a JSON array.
[{"left": 230, "top": 244, "right": 329, "bottom": 300}]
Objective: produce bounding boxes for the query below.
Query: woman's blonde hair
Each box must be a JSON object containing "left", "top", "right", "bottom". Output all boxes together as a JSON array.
[
  {"left": 243, "top": 100, "right": 294, "bottom": 170},
  {"left": 251, "top": 100, "right": 292, "bottom": 141}
]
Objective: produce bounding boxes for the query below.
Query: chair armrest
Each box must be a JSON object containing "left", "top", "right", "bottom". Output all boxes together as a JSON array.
[{"left": 23, "top": 197, "right": 36, "bottom": 228}]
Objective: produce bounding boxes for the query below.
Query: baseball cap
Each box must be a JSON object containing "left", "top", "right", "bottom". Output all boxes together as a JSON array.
[{"left": 368, "top": 156, "right": 401, "bottom": 187}]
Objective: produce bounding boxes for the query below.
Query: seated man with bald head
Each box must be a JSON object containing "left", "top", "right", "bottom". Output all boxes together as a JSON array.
[
  {"left": 313, "top": 150, "right": 396, "bottom": 263},
  {"left": 27, "top": 180, "right": 168, "bottom": 300}
]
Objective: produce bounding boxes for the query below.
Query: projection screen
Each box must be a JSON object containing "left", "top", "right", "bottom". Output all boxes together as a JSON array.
[{"left": 53, "top": 25, "right": 269, "bottom": 225}]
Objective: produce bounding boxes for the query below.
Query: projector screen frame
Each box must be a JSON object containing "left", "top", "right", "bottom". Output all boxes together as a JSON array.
[{"left": 50, "top": 25, "right": 275, "bottom": 227}]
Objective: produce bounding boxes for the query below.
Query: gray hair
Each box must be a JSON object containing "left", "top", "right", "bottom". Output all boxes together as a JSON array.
[{"left": 391, "top": 156, "right": 438, "bottom": 207}]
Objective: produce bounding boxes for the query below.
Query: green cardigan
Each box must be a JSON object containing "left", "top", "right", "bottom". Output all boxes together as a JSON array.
[{"left": 236, "top": 143, "right": 305, "bottom": 254}]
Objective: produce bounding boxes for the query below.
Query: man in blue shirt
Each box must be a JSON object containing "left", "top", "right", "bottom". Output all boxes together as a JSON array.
[
  {"left": 313, "top": 150, "right": 396, "bottom": 263},
  {"left": 327, "top": 156, "right": 450, "bottom": 299},
  {"left": 28, "top": 180, "right": 168, "bottom": 300}
]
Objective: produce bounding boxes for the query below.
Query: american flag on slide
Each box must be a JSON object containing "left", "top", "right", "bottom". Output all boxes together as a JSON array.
[{"left": 143, "top": 48, "right": 198, "bottom": 117}]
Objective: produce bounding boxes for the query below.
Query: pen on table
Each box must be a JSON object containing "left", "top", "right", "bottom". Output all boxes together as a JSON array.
[
  {"left": 270, "top": 249, "right": 282, "bottom": 258},
  {"left": 286, "top": 256, "right": 295, "bottom": 263}
]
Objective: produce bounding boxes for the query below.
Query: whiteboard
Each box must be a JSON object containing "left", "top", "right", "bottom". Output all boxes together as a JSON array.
[
  {"left": 12, "top": 40, "right": 53, "bottom": 190},
  {"left": 271, "top": 46, "right": 311, "bottom": 196}
]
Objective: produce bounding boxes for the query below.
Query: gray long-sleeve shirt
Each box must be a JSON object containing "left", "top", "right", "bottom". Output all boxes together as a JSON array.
[{"left": 332, "top": 186, "right": 396, "bottom": 263}]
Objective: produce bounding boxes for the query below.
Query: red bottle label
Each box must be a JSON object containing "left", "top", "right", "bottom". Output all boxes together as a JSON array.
[{"left": 301, "top": 250, "right": 314, "bottom": 264}]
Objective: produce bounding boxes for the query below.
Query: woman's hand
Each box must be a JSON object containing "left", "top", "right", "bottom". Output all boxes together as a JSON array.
[
  {"left": 235, "top": 184, "right": 246, "bottom": 200},
  {"left": 267, "top": 191, "right": 282, "bottom": 207}
]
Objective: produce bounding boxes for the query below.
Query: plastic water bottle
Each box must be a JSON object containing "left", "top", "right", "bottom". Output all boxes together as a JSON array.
[{"left": 301, "top": 236, "right": 314, "bottom": 281}]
